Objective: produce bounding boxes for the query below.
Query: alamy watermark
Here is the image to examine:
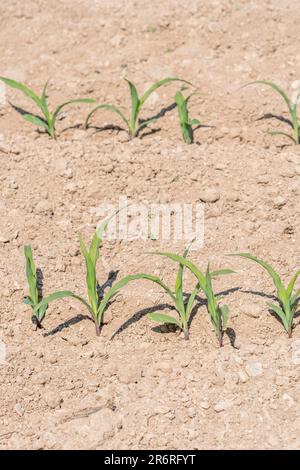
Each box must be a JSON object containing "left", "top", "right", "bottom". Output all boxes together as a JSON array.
[{"left": 91, "top": 196, "right": 204, "bottom": 249}]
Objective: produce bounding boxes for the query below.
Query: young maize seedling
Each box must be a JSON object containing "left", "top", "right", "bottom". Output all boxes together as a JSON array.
[
  {"left": 147, "top": 252, "right": 233, "bottom": 344},
  {"left": 232, "top": 253, "right": 300, "bottom": 337},
  {"left": 0, "top": 77, "right": 95, "bottom": 139},
  {"left": 144, "top": 248, "right": 201, "bottom": 340},
  {"left": 85, "top": 77, "right": 190, "bottom": 138},
  {"left": 24, "top": 245, "right": 49, "bottom": 329},
  {"left": 245, "top": 81, "right": 300, "bottom": 144},
  {"left": 174, "top": 91, "right": 200, "bottom": 144},
  {"left": 32, "top": 219, "right": 164, "bottom": 336}
]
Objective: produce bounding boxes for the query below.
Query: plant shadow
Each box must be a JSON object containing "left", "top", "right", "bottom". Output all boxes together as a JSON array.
[
  {"left": 112, "top": 286, "right": 240, "bottom": 341},
  {"left": 43, "top": 270, "right": 120, "bottom": 336},
  {"left": 111, "top": 303, "right": 175, "bottom": 339}
]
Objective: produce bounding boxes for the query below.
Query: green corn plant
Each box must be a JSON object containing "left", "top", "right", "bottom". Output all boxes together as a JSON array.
[
  {"left": 231, "top": 253, "right": 300, "bottom": 337},
  {"left": 150, "top": 252, "right": 234, "bottom": 346},
  {"left": 0, "top": 77, "right": 95, "bottom": 139},
  {"left": 85, "top": 77, "right": 190, "bottom": 139},
  {"left": 174, "top": 91, "right": 200, "bottom": 144},
  {"left": 146, "top": 251, "right": 233, "bottom": 344},
  {"left": 33, "top": 220, "right": 151, "bottom": 336},
  {"left": 245, "top": 80, "right": 300, "bottom": 144},
  {"left": 24, "top": 245, "right": 50, "bottom": 329},
  {"left": 145, "top": 247, "right": 201, "bottom": 340},
  {"left": 204, "top": 264, "right": 230, "bottom": 347}
]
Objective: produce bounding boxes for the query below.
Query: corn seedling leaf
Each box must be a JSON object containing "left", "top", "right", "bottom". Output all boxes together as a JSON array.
[
  {"left": 0, "top": 76, "right": 41, "bottom": 108},
  {"left": 269, "top": 130, "right": 296, "bottom": 144},
  {"left": 79, "top": 235, "right": 98, "bottom": 315},
  {"left": 139, "top": 77, "right": 192, "bottom": 108},
  {"left": 40, "top": 80, "right": 50, "bottom": 121},
  {"left": 185, "top": 283, "right": 201, "bottom": 320},
  {"left": 84, "top": 104, "right": 129, "bottom": 130},
  {"left": 147, "top": 312, "right": 181, "bottom": 327},
  {"left": 24, "top": 245, "right": 38, "bottom": 306},
  {"left": 22, "top": 114, "right": 50, "bottom": 133},
  {"left": 36, "top": 302, "right": 48, "bottom": 322},
  {"left": 34, "top": 290, "right": 93, "bottom": 316},
  {"left": 53, "top": 98, "right": 95, "bottom": 125},
  {"left": 97, "top": 273, "right": 168, "bottom": 322},
  {"left": 220, "top": 304, "right": 229, "bottom": 330},
  {"left": 286, "top": 269, "right": 300, "bottom": 298},
  {"left": 267, "top": 303, "right": 289, "bottom": 331}
]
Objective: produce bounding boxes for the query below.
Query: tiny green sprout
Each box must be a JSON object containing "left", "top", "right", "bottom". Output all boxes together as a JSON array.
[
  {"left": 244, "top": 80, "right": 300, "bottom": 144},
  {"left": 85, "top": 77, "right": 191, "bottom": 139},
  {"left": 24, "top": 245, "right": 51, "bottom": 329},
  {"left": 231, "top": 253, "right": 300, "bottom": 337},
  {"left": 147, "top": 25, "right": 157, "bottom": 33},
  {"left": 145, "top": 250, "right": 233, "bottom": 344},
  {"left": 33, "top": 217, "right": 146, "bottom": 336},
  {"left": 0, "top": 77, "right": 95, "bottom": 139},
  {"left": 174, "top": 91, "right": 200, "bottom": 144}
]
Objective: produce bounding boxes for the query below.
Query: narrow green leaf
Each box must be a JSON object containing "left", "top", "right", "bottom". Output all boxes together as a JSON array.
[
  {"left": 24, "top": 245, "right": 38, "bottom": 306},
  {"left": 53, "top": 98, "right": 95, "bottom": 121},
  {"left": 151, "top": 252, "right": 207, "bottom": 291},
  {"left": 136, "top": 117, "right": 159, "bottom": 133},
  {"left": 139, "top": 77, "right": 192, "bottom": 108},
  {"left": 185, "top": 282, "right": 201, "bottom": 320},
  {"left": 286, "top": 269, "right": 300, "bottom": 298},
  {"left": 231, "top": 253, "right": 287, "bottom": 304},
  {"left": 267, "top": 302, "right": 289, "bottom": 331},
  {"left": 84, "top": 104, "right": 129, "bottom": 129},
  {"left": 0, "top": 77, "right": 42, "bottom": 108},
  {"left": 22, "top": 114, "right": 50, "bottom": 133},
  {"left": 23, "top": 297, "right": 34, "bottom": 306},
  {"left": 79, "top": 235, "right": 98, "bottom": 315},
  {"left": 125, "top": 79, "right": 140, "bottom": 131},
  {"left": 40, "top": 80, "right": 51, "bottom": 121},
  {"left": 89, "top": 231, "right": 101, "bottom": 268},
  {"left": 36, "top": 302, "right": 48, "bottom": 322},
  {"left": 34, "top": 290, "right": 92, "bottom": 315},
  {"left": 220, "top": 304, "right": 229, "bottom": 330},
  {"left": 210, "top": 268, "right": 235, "bottom": 277},
  {"left": 269, "top": 130, "right": 296, "bottom": 143},
  {"left": 244, "top": 81, "right": 293, "bottom": 116},
  {"left": 98, "top": 273, "right": 176, "bottom": 321}
]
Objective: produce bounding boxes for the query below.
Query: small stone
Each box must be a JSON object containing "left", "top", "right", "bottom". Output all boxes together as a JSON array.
[
  {"left": 14, "top": 403, "right": 25, "bottom": 416},
  {"left": 199, "top": 188, "right": 220, "bottom": 203},
  {"left": 273, "top": 196, "right": 286, "bottom": 209},
  {"left": 45, "top": 392, "right": 63, "bottom": 409},
  {"left": 245, "top": 362, "right": 263, "bottom": 377},
  {"left": 214, "top": 399, "right": 232, "bottom": 412},
  {"left": 200, "top": 401, "right": 210, "bottom": 410}
]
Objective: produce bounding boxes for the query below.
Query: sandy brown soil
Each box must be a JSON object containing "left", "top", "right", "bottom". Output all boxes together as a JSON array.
[{"left": 0, "top": 0, "right": 300, "bottom": 450}]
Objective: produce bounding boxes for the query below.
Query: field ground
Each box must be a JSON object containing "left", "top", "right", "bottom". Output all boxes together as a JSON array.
[{"left": 0, "top": 0, "right": 300, "bottom": 449}]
